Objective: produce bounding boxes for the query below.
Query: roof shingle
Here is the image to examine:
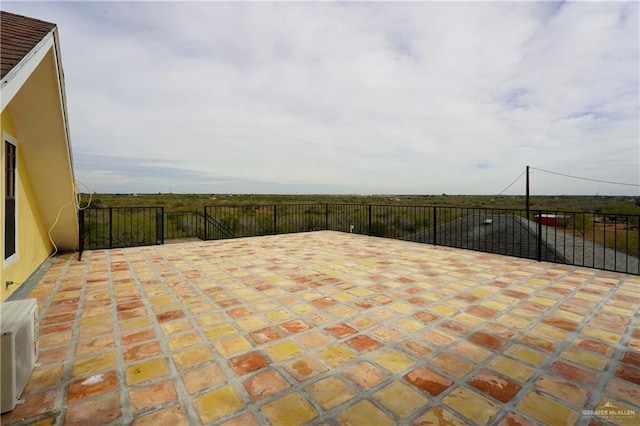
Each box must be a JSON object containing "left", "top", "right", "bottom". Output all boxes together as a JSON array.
[{"left": 1, "top": 10, "right": 56, "bottom": 79}]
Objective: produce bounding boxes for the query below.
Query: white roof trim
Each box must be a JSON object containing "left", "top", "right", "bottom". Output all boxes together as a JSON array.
[
  {"left": 1, "top": 28, "right": 56, "bottom": 111},
  {"left": 51, "top": 28, "right": 76, "bottom": 182}
]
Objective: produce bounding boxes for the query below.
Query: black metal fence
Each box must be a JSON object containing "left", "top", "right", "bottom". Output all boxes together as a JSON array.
[
  {"left": 164, "top": 210, "right": 204, "bottom": 240},
  {"left": 79, "top": 205, "right": 640, "bottom": 275},
  {"left": 79, "top": 207, "right": 164, "bottom": 251}
]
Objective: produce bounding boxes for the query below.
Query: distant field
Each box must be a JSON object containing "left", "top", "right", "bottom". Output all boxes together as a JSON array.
[{"left": 81, "top": 193, "right": 640, "bottom": 214}]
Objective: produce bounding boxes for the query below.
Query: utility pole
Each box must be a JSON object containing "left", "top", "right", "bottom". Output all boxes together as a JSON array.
[{"left": 526, "top": 165, "right": 530, "bottom": 220}]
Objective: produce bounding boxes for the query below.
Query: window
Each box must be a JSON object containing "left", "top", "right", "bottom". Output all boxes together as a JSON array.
[{"left": 5, "top": 140, "right": 16, "bottom": 260}]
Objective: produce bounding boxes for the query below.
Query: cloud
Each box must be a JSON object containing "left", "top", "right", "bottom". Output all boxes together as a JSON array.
[
  {"left": 4, "top": 1, "right": 638, "bottom": 195},
  {"left": 73, "top": 150, "right": 358, "bottom": 194}
]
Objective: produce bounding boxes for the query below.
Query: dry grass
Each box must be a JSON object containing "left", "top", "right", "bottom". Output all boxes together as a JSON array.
[{"left": 83, "top": 193, "right": 640, "bottom": 214}]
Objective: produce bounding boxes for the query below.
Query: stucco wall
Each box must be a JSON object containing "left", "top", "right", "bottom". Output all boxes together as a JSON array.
[{"left": 1, "top": 110, "right": 52, "bottom": 301}]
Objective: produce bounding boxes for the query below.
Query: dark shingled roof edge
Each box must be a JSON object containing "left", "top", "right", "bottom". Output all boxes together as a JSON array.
[{"left": 1, "top": 10, "right": 56, "bottom": 79}]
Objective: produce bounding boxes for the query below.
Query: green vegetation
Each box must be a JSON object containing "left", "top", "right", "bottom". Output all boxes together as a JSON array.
[
  {"left": 82, "top": 207, "right": 162, "bottom": 248},
  {"left": 82, "top": 193, "right": 640, "bottom": 214},
  {"left": 79, "top": 194, "right": 640, "bottom": 261}
]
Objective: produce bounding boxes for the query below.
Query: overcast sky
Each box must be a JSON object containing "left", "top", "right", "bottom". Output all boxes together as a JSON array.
[{"left": 4, "top": 1, "right": 639, "bottom": 195}]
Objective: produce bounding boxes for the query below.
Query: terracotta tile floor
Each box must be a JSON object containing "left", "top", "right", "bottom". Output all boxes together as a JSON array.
[{"left": 2, "top": 231, "right": 640, "bottom": 426}]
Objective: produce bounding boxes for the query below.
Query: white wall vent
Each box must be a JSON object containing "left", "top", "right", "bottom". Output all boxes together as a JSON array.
[{"left": 1, "top": 298, "right": 39, "bottom": 413}]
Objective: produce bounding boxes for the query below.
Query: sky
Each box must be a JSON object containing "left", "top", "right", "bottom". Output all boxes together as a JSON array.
[{"left": 4, "top": 0, "right": 639, "bottom": 195}]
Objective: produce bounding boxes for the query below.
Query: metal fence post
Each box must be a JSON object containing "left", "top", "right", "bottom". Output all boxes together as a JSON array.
[
  {"left": 368, "top": 205, "right": 372, "bottom": 236},
  {"left": 325, "top": 204, "right": 329, "bottom": 230},
  {"left": 203, "top": 206, "right": 208, "bottom": 240},
  {"left": 109, "top": 207, "right": 113, "bottom": 249},
  {"left": 433, "top": 207, "right": 437, "bottom": 245},
  {"left": 78, "top": 210, "right": 84, "bottom": 261},
  {"left": 156, "top": 208, "right": 164, "bottom": 245},
  {"left": 536, "top": 210, "right": 542, "bottom": 262},
  {"left": 273, "top": 205, "right": 278, "bottom": 234}
]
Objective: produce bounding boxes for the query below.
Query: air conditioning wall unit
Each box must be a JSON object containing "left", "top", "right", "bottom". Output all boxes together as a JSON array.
[{"left": 1, "top": 298, "right": 39, "bottom": 413}]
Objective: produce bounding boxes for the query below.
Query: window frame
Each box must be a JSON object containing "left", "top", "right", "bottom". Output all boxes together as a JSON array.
[{"left": 4, "top": 133, "right": 18, "bottom": 266}]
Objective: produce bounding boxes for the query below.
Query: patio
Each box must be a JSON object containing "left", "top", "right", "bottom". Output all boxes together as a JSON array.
[{"left": 2, "top": 230, "right": 639, "bottom": 425}]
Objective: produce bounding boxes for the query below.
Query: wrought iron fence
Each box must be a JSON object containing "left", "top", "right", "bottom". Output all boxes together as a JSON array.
[
  {"left": 203, "top": 204, "right": 327, "bottom": 239},
  {"left": 79, "top": 205, "right": 640, "bottom": 275},
  {"left": 163, "top": 211, "right": 204, "bottom": 240},
  {"left": 79, "top": 207, "right": 163, "bottom": 253}
]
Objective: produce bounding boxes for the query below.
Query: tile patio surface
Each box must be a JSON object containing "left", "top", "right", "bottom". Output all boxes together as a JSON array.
[{"left": 2, "top": 230, "right": 639, "bottom": 426}]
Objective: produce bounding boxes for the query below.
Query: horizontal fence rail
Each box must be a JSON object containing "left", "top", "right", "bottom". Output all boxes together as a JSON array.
[{"left": 79, "top": 205, "right": 640, "bottom": 275}]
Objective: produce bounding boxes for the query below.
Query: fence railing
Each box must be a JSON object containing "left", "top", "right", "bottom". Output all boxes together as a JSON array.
[
  {"left": 79, "top": 205, "right": 640, "bottom": 275},
  {"left": 163, "top": 210, "right": 203, "bottom": 240},
  {"left": 79, "top": 207, "right": 164, "bottom": 253}
]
